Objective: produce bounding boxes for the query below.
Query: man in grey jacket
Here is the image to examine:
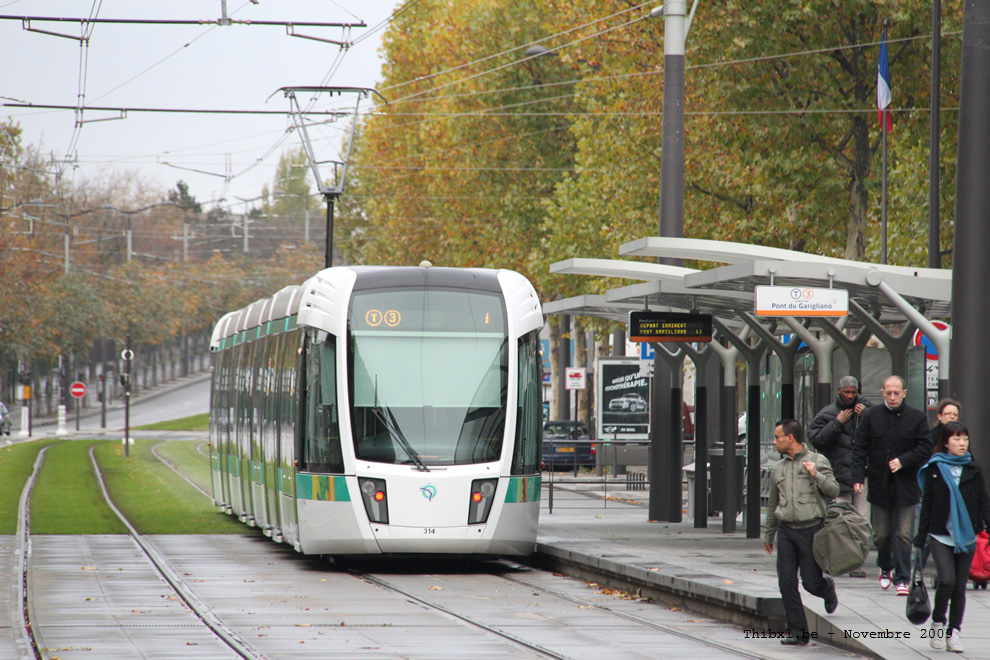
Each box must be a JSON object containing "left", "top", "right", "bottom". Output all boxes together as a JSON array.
[{"left": 764, "top": 419, "right": 840, "bottom": 645}]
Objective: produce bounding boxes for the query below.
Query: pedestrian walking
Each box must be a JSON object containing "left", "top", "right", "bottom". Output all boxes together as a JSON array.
[
  {"left": 851, "top": 375, "right": 933, "bottom": 596},
  {"left": 764, "top": 419, "right": 840, "bottom": 645},
  {"left": 930, "top": 398, "right": 961, "bottom": 443},
  {"left": 809, "top": 375, "right": 872, "bottom": 576},
  {"left": 914, "top": 421, "right": 990, "bottom": 653}
]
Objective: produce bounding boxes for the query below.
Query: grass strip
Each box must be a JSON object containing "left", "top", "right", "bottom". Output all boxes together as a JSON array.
[
  {"left": 94, "top": 439, "right": 247, "bottom": 535},
  {"left": 31, "top": 440, "right": 129, "bottom": 534},
  {"left": 153, "top": 439, "right": 213, "bottom": 495},
  {"left": 0, "top": 440, "right": 58, "bottom": 534},
  {"left": 135, "top": 412, "right": 209, "bottom": 431}
]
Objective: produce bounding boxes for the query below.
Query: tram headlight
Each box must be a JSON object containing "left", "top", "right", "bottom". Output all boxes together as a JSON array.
[
  {"left": 358, "top": 477, "right": 389, "bottom": 524},
  {"left": 468, "top": 478, "right": 498, "bottom": 524}
]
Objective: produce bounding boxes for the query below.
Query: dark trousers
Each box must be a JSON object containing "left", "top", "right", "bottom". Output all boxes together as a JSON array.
[
  {"left": 777, "top": 523, "right": 836, "bottom": 638},
  {"left": 929, "top": 537, "right": 975, "bottom": 632},
  {"left": 873, "top": 503, "right": 916, "bottom": 584}
]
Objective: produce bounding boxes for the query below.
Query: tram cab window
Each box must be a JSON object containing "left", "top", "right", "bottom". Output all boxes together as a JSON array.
[
  {"left": 301, "top": 331, "right": 344, "bottom": 473},
  {"left": 349, "top": 288, "right": 507, "bottom": 466}
]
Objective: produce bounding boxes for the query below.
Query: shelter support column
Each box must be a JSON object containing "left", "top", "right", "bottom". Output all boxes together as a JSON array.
[
  {"left": 741, "top": 313, "right": 802, "bottom": 420},
  {"left": 815, "top": 317, "right": 871, "bottom": 385},
  {"left": 781, "top": 318, "right": 835, "bottom": 413},
  {"left": 650, "top": 343, "right": 686, "bottom": 523},
  {"left": 682, "top": 343, "right": 714, "bottom": 528},
  {"left": 708, "top": 332, "right": 741, "bottom": 534},
  {"left": 866, "top": 272, "right": 949, "bottom": 400},
  {"left": 849, "top": 300, "right": 916, "bottom": 383},
  {"left": 713, "top": 320, "right": 766, "bottom": 540}
]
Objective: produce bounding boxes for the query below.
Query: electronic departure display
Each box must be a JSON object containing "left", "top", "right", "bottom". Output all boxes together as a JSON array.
[{"left": 628, "top": 310, "right": 712, "bottom": 343}]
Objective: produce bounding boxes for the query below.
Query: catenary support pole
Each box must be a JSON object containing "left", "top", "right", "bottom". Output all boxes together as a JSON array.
[
  {"left": 929, "top": 0, "right": 942, "bottom": 269},
  {"left": 949, "top": 0, "right": 990, "bottom": 483}
]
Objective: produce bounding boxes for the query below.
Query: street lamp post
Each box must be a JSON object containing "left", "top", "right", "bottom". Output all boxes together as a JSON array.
[{"left": 655, "top": 1, "right": 687, "bottom": 262}]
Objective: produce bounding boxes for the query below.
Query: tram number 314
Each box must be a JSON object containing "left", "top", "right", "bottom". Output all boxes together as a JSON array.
[{"left": 423, "top": 528, "right": 436, "bottom": 535}]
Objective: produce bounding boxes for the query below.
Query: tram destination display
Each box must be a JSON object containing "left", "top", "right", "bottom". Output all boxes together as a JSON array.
[{"left": 628, "top": 311, "right": 712, "bottom": 343}]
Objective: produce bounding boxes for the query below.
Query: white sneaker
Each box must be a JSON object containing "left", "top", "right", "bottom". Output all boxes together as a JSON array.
[
  {"left": 930, "top": 622, "right": 945, "bottom": 650},
  {"left": 946, "top": 628, "right": 964, "bottom": 653}
]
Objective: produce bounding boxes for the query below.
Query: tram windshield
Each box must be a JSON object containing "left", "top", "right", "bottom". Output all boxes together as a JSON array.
[{"left": 349, "top": 288, "right": 508, "bottom": 466}]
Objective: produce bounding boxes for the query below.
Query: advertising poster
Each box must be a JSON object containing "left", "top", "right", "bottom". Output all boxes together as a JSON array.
[{"left": 597, "top": 358, "right": 650, "bottom": 440}]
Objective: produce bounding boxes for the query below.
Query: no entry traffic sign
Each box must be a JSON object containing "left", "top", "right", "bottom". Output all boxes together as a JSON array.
[{"left": 69, "top": 381, "right": 87, "bottom": 398}]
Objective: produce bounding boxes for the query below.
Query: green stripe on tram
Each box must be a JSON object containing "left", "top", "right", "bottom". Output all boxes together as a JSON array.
[
  {"left": 504, "top": 476, "right": 541, "bottom": 503},
  {"left": 296, "top": 474, "right": 351, "bottom": 501}
]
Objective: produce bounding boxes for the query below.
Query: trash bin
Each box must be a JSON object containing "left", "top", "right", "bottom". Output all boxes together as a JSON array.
[{"left": 710, "top": 441, "right": 745, "bottom": 515}]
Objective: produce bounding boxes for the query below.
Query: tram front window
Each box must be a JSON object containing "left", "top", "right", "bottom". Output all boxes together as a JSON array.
[{"left": 350, "top": 288, "right": 507, "bottom": 466}]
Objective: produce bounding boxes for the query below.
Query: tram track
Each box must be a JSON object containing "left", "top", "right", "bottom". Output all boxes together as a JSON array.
[
  {"left": 85, "top": 445, "right": 267, "bottom": 660},
  {"left": 144, "top": 443, "right": 795, "bottom": 658},
  {"left": 12, "top": 445, "right": 50, "bottom": 659},
  {"left": 151, "top": 441, "right": 212, "bottom": 499},
  {"left": 346, "top": 567, "right": 570, "bottom": 659}
]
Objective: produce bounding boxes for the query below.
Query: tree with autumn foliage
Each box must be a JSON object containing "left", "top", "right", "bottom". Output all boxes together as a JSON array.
[
  {"left": 539, "top": 0, "right": 961, "bottom": 265},
  {"left": 343, "top": 0, "right": 577, "bottom": 291}
]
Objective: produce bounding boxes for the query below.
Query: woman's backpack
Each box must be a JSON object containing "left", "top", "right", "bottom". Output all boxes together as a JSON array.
[{"left": 813, "top": 500, "right": 873, "bottom": 576}]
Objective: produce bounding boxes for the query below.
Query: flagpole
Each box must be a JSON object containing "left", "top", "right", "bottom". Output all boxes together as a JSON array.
[
  {"left": 879, "top": 18, "right": 890, "bottom": 265},
  {"left": 882, "top": 117, "right": 888, "bottom": 264}
]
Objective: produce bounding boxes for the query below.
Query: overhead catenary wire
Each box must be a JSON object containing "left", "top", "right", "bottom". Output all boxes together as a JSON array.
[{"left": 5, "top": 3, "right": 955, "bottom": 209}]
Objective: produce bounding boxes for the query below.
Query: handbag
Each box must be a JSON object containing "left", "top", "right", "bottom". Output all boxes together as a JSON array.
[{"left": 906, "top": 548, "right": 931, "bottom": 625}]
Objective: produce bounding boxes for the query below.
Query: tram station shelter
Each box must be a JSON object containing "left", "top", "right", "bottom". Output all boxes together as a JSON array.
[{"left": 544, "top": 237, "right": 952, "bottom": 539}]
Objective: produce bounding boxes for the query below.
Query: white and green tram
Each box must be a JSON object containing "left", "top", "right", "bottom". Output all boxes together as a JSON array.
[{"left": 208, "top": 266, "right": 544, "bottom": 556}]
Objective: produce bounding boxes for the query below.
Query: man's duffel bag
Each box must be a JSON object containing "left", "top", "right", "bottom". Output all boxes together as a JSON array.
[{"left": 813, "top": 500, "right": 873, "bottom": 576}]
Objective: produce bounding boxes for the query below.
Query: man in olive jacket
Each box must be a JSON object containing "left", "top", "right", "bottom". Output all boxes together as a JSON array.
[
  {"left": 851, "top": 375, "right": 933, "bottom": 595},
  {"left": 764, "top": 419, "right": 840, "bottom": 645}
]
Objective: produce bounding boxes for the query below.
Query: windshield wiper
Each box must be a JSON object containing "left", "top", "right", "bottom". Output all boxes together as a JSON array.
[{"left": 373, "top": 382, "right": 429, "bottom": 472}]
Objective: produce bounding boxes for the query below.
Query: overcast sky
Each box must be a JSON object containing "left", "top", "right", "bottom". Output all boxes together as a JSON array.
[{"left": 1, "top": 0, "right": 402, "bottom": 210}]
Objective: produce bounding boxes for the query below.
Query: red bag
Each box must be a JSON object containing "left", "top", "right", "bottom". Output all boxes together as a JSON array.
[{"left": 970, "top": 531, "right": 990, "bottom": 583}]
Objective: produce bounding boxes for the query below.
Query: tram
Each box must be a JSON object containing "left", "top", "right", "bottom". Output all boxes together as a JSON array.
[{"left": 208, "top": 265, "right": 544, "bottom": 556}]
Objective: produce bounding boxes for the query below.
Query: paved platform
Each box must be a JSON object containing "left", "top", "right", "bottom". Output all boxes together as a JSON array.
[{"left": 534, "top": 479, "right": 990, "bottom": 659}]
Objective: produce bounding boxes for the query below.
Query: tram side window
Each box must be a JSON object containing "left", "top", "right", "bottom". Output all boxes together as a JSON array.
[
  {"left": 301, "top": 332, "right": 344, "bottom": 473},
  {"left": 511, "top": 330, "right": 542, "bottom": 475}
]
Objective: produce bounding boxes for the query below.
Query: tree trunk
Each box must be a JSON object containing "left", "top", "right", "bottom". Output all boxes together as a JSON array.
[{"left": 845, "top": 115, "right": 871, "bottom": 260}]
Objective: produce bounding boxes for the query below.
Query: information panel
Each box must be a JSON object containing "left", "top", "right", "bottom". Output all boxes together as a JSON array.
[{"left": 628, "top": 311, "right": 712, "bottom": 343}]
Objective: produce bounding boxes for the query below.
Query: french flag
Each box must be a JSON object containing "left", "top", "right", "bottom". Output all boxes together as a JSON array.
[{"left": 877, "top": 31, "right": 893, "bottom": 133}]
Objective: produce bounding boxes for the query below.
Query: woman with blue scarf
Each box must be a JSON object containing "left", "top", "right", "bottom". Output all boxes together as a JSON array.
[{"left": 914, "top": 421, "right": 990, "bottom": 653}]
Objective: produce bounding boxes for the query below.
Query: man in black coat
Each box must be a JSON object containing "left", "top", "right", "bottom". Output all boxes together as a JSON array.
[
  {"left": 851, "top": 375, "right": 933, "bottom": 595},
  {"left": 809, "top": 375, "right": 872, "bottom": 576}
]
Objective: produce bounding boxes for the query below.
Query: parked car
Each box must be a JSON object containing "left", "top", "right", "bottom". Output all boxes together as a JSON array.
[
  {"left": 608, "top": 392, "right": 648, "bottom": 412},
  {"left": 542, "top": 420, "right": 596, "bottom": 470},
  {"left": 0, "top": 402, "right": 11, "bottom": 436}
]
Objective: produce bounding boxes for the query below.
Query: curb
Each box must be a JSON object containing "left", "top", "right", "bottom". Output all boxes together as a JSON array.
[{"left": 527, "top": 542, "right": 879, "bottom": 659}]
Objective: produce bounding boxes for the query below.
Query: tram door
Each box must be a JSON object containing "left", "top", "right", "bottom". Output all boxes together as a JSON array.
[
  {"left": 251, "top": 335, "right": 268, "bottom": 530},
  {"left": 228, "top": 346, "right": 245, "bottom": 515},
  {"left": 236, "top": 342, "right": 256, "bottom": 520},
  {"left": 279, "top": 329, "right": 301, "bottom": 548},
  {"left": 263, "top": 332, "right": 282, "bottom": 537},
  {"left": 210, "top": 350, "right": 230, "bottom": 508}
]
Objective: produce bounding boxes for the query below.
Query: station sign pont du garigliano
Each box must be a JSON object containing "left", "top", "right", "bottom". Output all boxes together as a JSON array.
[{"left": 754, "top": 285, "right": 849, "bottom": 317}]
